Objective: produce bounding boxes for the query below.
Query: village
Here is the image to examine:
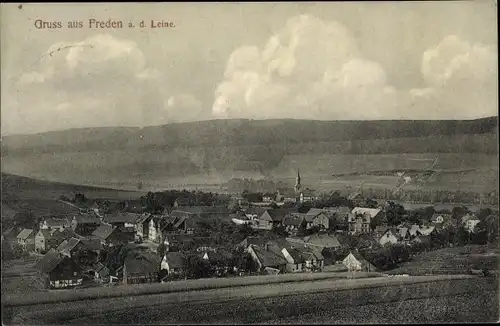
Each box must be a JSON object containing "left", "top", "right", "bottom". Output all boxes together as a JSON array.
[{"left": 1, "top": 170, "right": 498, "bottom": 292}]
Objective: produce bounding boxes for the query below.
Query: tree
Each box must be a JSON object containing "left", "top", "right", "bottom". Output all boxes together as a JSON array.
[
  {"left": 186, "top": 255, "right": 212, "bottom": 279},
  {"left": 455, "top": 227, "right": 471, "bottom": 246},
  {"left": 137, "top": 182, "right": 143, "bottom": 190},
  {"left": 365, "top": 198, "right": 378, "bottom": 208},
  {"left": 470, "top": 221, "right": 488, "bottom": 245},
  {"left": 157, "top": 243, "right": 168, "bottom": 259}
]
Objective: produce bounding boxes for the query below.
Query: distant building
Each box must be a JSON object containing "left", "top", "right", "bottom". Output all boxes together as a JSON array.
[
  {"left": 35, "top": 229, "right": 63, "bottom": 253},
  {"left": 35, "top": 249, "right": 83, "bottom": 289},
  {"left": 123, "top": 251, "right": 159, "bottom": 285},
  {"left": 304, "top": 209, "right": 330, "bottom": 230},
  {"left": 40, "top": 217, "right": 71, "bottom": 232},
  {"left": 71, "top": 214, "right": 100, "bottom": 236},
  {"left": 135, "top": 213, "right": 152, "bottom": 241},
  {"left": 348, "top": 207, "right": 381, "bottom": 235},
  {"left": 347, "top": 192, "right": 365, "bottom": 206},
  {"left": 16, "top": 229, "right": 36, "bottom": 251},
  {"left": 461, "top": 213, "right": 481, "bottom": 233},
  {"left": 247, "top": 244, "right": 287, "bottom": 273},
  {"left": 282, "top": 213, "right": 307, "bottom": 236},
  {"left": 342, "top": 251, "right": 377, "bottom": 272},
  {"left": 92, "top": 224, "right": 127, "bottom": 246},
  {"left": 160, "top": 252, "right": 187, "bottom": 279},
  {"left": 379, "top": 229, "right": 399, "bottom": 246}
]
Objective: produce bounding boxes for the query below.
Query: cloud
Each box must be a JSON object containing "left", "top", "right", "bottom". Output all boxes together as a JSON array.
[
  {"left": 212, "top": 14, "right": 397, "bottom": 120},
  {"left": 410, "top": 35, "right": 497, "bottom": 119},
  {"left": 213, "top": 16, "right": 497, "bottom": 120},
  {"left": 3, "top": 34, "right": 202, "bottom": 135}
]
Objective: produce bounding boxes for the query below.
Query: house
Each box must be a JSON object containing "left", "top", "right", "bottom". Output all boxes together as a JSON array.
[
  {"left": 148, "top": 217, "right": 162, "bottom": 243},
  {"left": 173, "top": 197, "right": 191, "bottom": 208},
  {"left": 2, "top": 227, "right": 20, "bottom": 242},
  {"left": 324, "top": 206, "right": 351, "bottom": 221},
  {"left": 262, "top": 193, "right": 275, "bottom": 203},
  {"left": 286, "top": 233, "right": 342, "bottom": 250},
  {"left": 122, "top": 251, "right": 160, "bottom": 284},
  {"left": 461, "top": 213, "right": 481, "bottom": 233},
  {"left": 379, "top": 229, "right": 399, "bottom": 246},
  {"left": 168, "top": 210, "right": 197, "bottom": 234},
  {"left": 94, "top": 262, "right": 110, "bottom": 283},
  {"left": 244, "top": 207, "right": 267, "bottom": 220},
  {"left": 409, "top": 225, "right": 435, "bottom": 237},
  {"left": 342, "top": 251, "right": 377, "bottom": 272},
  {"left": 197, "top": 247, "right": 234, "bottom": 275},
  {"left": 92, "top": 224, "right": 128, "bottom": 246},
  {"left": 35, "top": 229, "right": 62, "bottom": 253},
  {"left": 411, "top": 235, "right": 431, "bottom": 246},
  {"left": 236, "top": 236, "right": 271, "bottom": 251},
  {"left": 282, "top": 214, "right": 307, "bottom": 236},
  {"left": 16, "top": 229, "right": 36, "bottom": 251},
  {"left": 160, "top": 252, "right": 187, "bottom": 278},
  {"left": 299, "top": 189, "right": 317, "bottom": 203},
  {"left": 39, "top": 217, "right": 71, "bottom": 232},
  {"left": 263, "top": 239, "right": 304, "bottom": 273},
  {"left": 300, "top": 246, "right": 325, "bottom": 272},
  {"left": 431, "top": 213, "right": 451, "bottom": 224},
  {"left": 57, "top": 237, "right": 99, "bottom": 266},
  {"left": 35, "top": 249, "right": 83, "bottom": 289},
  {"left": 247, "top": 244, "right": 287, "bottom": 273},
  {"left": 254, "top": 210, "right": 285, "bottom": 230},
  {"left": 135, "top": 213, "right": 152, "bottom": 241},
  {"left": 104, "top": 212, "right": 142, "bottom": 228},
  {"left": 163, "top": 234, "right": 195, "bottom": 252},
  {"left": 71, "top": 214, "right": 101, "bottom": 236},
  {"left": 348, "top": 207, "right": 381, "bottom": 235},
  {"left": 276, "top": 189, "right": 298, "bottom": 203},
  {"left": 347, "top": 192, "right": 365, "bottom": 206},
  {"left": 304, "top": 210, "right": 330, "bottom": 230}
]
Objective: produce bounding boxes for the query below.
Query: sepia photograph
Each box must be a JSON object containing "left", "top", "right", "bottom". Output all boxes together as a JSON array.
[{"left": 1, "top": 1, "right": 498, "bottom": 324}]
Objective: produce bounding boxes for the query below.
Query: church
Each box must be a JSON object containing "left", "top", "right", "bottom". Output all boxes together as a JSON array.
[{"left": 276, "top": 169, "right": 317, "bottom": 203}]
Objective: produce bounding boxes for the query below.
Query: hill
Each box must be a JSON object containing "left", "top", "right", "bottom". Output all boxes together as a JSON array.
[
  {"left": 1, "top": 118, "right": 497, "bottom": 191},
  {"left": 387, "top": 245, "right": 500, "bottom": 276},
  {"left": 1, "top": 117, "right": 497, "bottom": 154},
  {"left": 1, "top": 173, "right": 144, "bottom": 201}
]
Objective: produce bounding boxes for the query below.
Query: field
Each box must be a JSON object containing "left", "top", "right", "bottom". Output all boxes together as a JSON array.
[
  {"left": 388, "top": 245, "right": 500, "bottom": 276},
  {"left": 3, "top": 276, "right": 496, "bottom": 324},
  {"left": 1, "top": 173, "right": 146, "bottom": 223},
  {"left": 1, "top": 153, "right": 498, "bottom": 193}
]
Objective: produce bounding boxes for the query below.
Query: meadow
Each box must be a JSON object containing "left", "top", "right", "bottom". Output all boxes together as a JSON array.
[{"left": 1, "top": 152, "right": 498, "bottom": 193}]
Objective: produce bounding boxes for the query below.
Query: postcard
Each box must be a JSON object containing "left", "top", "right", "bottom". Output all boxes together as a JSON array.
[{"left": 1, "top": 2, "right": 498, "bottom": 324}]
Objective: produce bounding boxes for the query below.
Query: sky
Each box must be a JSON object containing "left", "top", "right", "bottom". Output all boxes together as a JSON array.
[{"left": 1, "top": 2, "right": 498, "bottom": 135}]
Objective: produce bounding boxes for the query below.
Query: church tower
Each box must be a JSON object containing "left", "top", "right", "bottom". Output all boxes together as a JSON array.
[{"left": 294, "top": 169, "right": 302, "bottom": 193}]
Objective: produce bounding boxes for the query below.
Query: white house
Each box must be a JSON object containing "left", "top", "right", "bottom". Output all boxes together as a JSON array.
[
  {"left": 342, "top": 251, "right": 377, "bottom": 272},
  {"left": 379, "top": 229, "right": 399, "bottom": 246}
]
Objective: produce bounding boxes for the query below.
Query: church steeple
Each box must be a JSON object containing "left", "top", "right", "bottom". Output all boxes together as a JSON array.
[{"left": 294, "top": 169, "right": 302, "bottom": 193}]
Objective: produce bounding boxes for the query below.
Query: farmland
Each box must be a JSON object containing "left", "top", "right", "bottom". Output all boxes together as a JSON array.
[
  {"left": 1, "top": 153, "right": 498, "bottom": 193},
  {"left": 388, "top": 245, "right": 500, "bottom": 276},
  {"left": 3, "top": 275, "right": 496, "bottom": 324},
  {"left": 1, "top": 117, "right": 497, "bottom": 193}
]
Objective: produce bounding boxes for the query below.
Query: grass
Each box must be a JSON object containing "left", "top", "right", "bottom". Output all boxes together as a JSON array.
[
  {"left": 2, "top": 271, "right": 386, "bottom": 307},
  {"left": 387, "top": 244, "right": 500, "bottom": 276},
  {"left": 2, "top": 152, "right": 498, "bottom": 193},
  {"left": 5, "top": 276, "right": 495, "bottom": 324}
]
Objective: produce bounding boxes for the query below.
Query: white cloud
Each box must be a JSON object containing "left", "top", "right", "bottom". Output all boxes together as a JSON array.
[
  {"left": 213, "top": 16, "right": 497, "bottom": 121},
  {"left": 212, "top": 14, "right": 397, "bottom": 120},
  {"left": 410, "top": 35, "right": 497, "bottom": 119},
  {"left": 4, "top": 34, "right": 204, "bottom": 134}
]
